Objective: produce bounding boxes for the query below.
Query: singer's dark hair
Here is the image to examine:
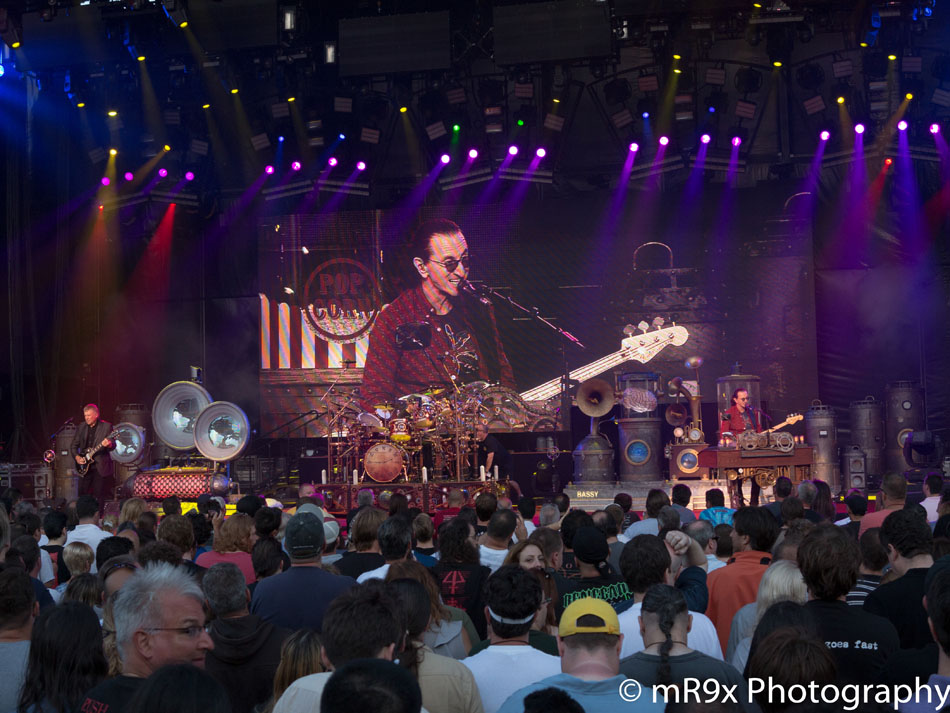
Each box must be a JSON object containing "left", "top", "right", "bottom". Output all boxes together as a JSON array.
[{"left": 732, "top": 387, "right": 748, "bottom": 402}]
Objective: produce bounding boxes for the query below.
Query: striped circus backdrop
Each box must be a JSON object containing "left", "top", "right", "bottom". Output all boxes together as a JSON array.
[{"left": 259, "top": 293, "right": 369, "bottom": 370}]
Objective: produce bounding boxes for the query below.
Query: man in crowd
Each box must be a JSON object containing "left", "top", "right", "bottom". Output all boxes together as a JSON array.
[
  {"left": 558, "top": 510, "right": 593, "bottom": 579},
  {"left": 764, "top": 476, "right": 795, "bottom": 523},
  {"left": 798, "top": 523, "right": 898, "bottom": 684},
  {"left": 202, "top": 562, "right": 289, "bottom": 713},
  {"left": 157, "top": 513, "right": 206, "bottom": 579},
  {"left": 846, "top": 528, "right": 887, "bottom": 606},
  {"left": 592, "top": 509, "right": 624, "bottom": 575},
  {"left": 705, "top": 506, "right": 778, "bottom": 652},
  {"left": 616, "top": 533, "right": 721, "bottom": 660},
  {"left": 0, "top": 569, "right": 36, "bottom": 712},
  {"left": 357, "top": 516, "right": 413, "bottom": 582},
  {"left": 251, "top": 511, "right": 355, "bottom": 631},
  {"left": 65, "top": 495, "right": 112, "bottom": 572},
  {"left": 474, "top": 492, "right": 498, "bottom": 537},
  {"left": 838, "top": 493, "right": 867, "bottom": 539},
  {"left": 796, "top": 481, "right": 823, "bottom": 523},
  {"left": 479, "top": 509, "right": 517, "bottom": 574},
  {"left": 684, "top": 519, "right": 726, "bottom": 573},
  {"left": 538, "top": 504, "right": 560, "bottom": 529},
  {"left": 921, "top": 473, "right": 944, "bottom": 523},
  {"left": 698, "top": 489, "right": 735, "bottom": 527},
  {"left": 899, "top": 570, "right": 950, "bottom": 712},
  {"left": 321, "top": 659, "right": 423, "bottom": 713},
  {"left": 272, "top": 582, "right": 407, "bottom": 712},
  {"left": 670, "top": 484, "right": 696, "bottom": 525},
  {"left": 7, "top": 536, "right": 55, "bottom": 610},
  {"left": 80, "top": 563, "right": 215, "bottom": 713},
  {"left": 623, "top": 489, "right": 670, "bottom": 539},
  {"left": 859, "top": 472, "right": 907, "bottom": 536},
  {"left": 555, "top": 527, "right": 631, "bottom": 613},
  {"left": 864, "top": 508, "right": 934, "bottom": 649},
  {"left": 463, "top": 565, "right": 560, "bottom": 713},
  {"left": 496, "top": 597, "right": 664, "bottom": 712}
]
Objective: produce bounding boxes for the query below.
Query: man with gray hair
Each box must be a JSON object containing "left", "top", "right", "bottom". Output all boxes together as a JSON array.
[
  {"left": 796, "top": 480, "right": 823, "bottom": 523},
  {"left": 79, "top": 563, "right": 214, "bottom": 713},
  {"left": 684, "top": 520, "right": 726, "bottom": 573},
  {"left": 346, "top": 488, "right": 375, "bottom": 529},
  {"left": 203, "top": 563, "right": 290, "bottom": 713},
  {"left": 538, "top": 503, "right": 560, "bottom": 528}
]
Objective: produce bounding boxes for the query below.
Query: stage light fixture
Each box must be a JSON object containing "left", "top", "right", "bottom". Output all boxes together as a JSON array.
[
  {"left": 202, "top": 103, "right": 210, "bottom": 109},
  {"left": 931, "top": 123, "right": 941, "bottom": 134},
  {"left": 230, "top": 88, "right": 239, "bottom": 95},
  {"left": 508, "top": 145, "right": 519, "bottom": 156},
  {"left": 888, "top": 54, "right": 897, "bottom": 61},
  {"left": 185, "top": 171, "right": 195, "bottom": 181},
  {"left": 468, "top": 148, "right": 478, "bottom": 159},
  {"left": 163, "top": 144, "right": 171, "bottom": 151},
  {"left": 440, "top": 153, "right": 450, "bottom": 164},
  {"left": 356, "top": 161, "right": 366, "bottom": 171},
  {"left": 837, "top": 96, "right": 846, "bottom": 104},
  {"left": 700, "top": 133, "right": 711, "bottom": 144},
  {"left": 161, "top": 0, "right": 189, "bottom": 28},
  {"left": 399, "top": 106, "right": 408, "bottom": 113},
  {"left": 884, "top": 158, "right": 892, "bottom": 166},
  {"left": 338, "top": 133, "right": 346, "bottom": 140},
  {"left": 124, "top": 172, "right": 133, "bottom": 181},
  {"left": 906, "top": 93, "right": 914, "bottom": 100},
  {"left": 137, "top": 55, "right": 145, "bottom": 62},
  {"left": 109, "top": 148, "right": 118, "bottom": 156},
  {"left": 278, "top": 135, "right": 285, "bottom": 143},
  {"left": 100, "top": 177, "right": 110, "bottom": 186},
  {"left": 287, "top": 97, "right": 295, "bottom": 103},
  {"left": 629, "top": 142, "right": 639, "bottom": 152},
  {"left": 158, "top": 168, "right": 168, "bottom": 177},
  {"left": 773, "top": 61, "right": 782, "bottom": 68},
  {"left": 328, "top": 157, "right": 338, "bottom": 167},
  {"left": 77, "top": 102, "right": 85, "bottom": 108},
  {"left": 659, "top": 136, "right": 670, "bottom": 146},
  {"left": 897, "top": 120, "right": 908, "bottom": 131},
  {"left": 107, "top": 110, "right": 118, "bottom": 117},
  {"left": 820, "top": 130, "right": 830, "bottom": 141},
  {"left": 731, "top": 136, "right": 742, "bottom": 147},
  {"left": 291, "top": 161, "right": 301, "bottom": 171},
  {"left": 536, "top": 147, "right": 547, "bottom": 158},
  {"left": 264, "top": 165, "right": 275, "bottom": 175},
  {"left": 855, "top": 123, "right": 865, "bottom": 134}
]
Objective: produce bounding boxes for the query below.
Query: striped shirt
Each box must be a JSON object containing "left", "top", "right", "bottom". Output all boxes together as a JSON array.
[{"left": 846, "top": 574, "right": 882, "bottom": 606}]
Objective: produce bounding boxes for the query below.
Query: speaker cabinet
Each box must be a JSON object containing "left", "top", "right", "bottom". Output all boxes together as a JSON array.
[{"left": 669, "top": 443, "right": 709, "bottom": 480}]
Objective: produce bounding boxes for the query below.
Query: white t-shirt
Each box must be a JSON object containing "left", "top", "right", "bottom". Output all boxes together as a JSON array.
[
  {"left": 618, "top": 601, "right": 724, "bottom": 660},
  {"left": 356, "top": 563, "right": 391, "bottom": 583},
  {"left": 706, "top": 554, "right": 728, "bottom": 573},
  {"left": 275, "top": 671, "right": 432, "bottom": 713},
  {"left": 65, "top": 524, "right": 112, "bottom": 573},
  {"left": 39, "top": 548, "right": 55, "bottom": 584},
  {"left": 479, "top": 545, "right": 508, "bottom": 574},
  {"left": 463, "top": 644, "right": 561, "bottom": 713}
]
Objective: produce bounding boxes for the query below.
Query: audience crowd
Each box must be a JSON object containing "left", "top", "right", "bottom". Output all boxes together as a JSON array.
[{"left": 1, "top": 472, "right": 949, "bottom": 713}]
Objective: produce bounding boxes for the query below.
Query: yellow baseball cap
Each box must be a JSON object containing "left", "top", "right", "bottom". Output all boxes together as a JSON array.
[{"left": 558, "top": 597, "right": 621, "bottom": 637}]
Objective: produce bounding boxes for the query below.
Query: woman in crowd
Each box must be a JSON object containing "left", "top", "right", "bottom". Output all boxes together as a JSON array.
[
  {"left": 263, "top": 629, "right": 324, "bottom": 713},
  {"left": 196, "top": 512, "right": 257, "bottom": 584},
  {"left": 504, "top": 541, "right": 557, "bottom": 635},
  {"left": 430, "top": 517, "right": 492, "bottom": 640},
  {"left": 17, "top": 601, "right": 108, "bottom": 713}
]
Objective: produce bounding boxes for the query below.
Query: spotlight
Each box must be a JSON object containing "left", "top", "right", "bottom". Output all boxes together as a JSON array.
[
  {"left": 287, "top": 97, "right": 296, "bottom": 103},
  {"left": 202, "top": 103, "right": 210, "bottom": 109},
  {"left": 931, "top": 123, "right": 941, "bottom": 134},
  {"left": 837, "top": 96, "right": 845, "bottom": 104},
  {"left": 820, "top": 130, "right": 830, "bottom": 141},
  {"left": 888, "top": 54, "right": 897, "bottom": 61},
  {"left": 278, "top": 136, "right": 285, "bottom": 143},
  {"left": 731, "top": 136, "right": 742, "bottom": 147},
  {"left": 356, "top": 161, "right": 366, "bottom": 171},
  {"left": 508, "top": 145, "right": 519, "bottom": 156},
  {"left": 773, "top": 61, "right": 783, "bottom": 68},
  {"left": 700, "top": 133, "right": 711, "bottom": 144},
  {"left": 629, "top": 142, "right": 639, "bottom": 152},
  {"left": 137, "top": 55, "right": 145, "bottom": 62},
  {"left": 536, "top": 147, "right": 547, "bottom": 158},
  {"left": 100, "top": 177, "right": 110, "bottom": 186},
  {"left": 440, "top": 154, "right": 450, "bottom": 164},
  {"left": 338, "top": 133, "right": 346, "bottom": 140},
  {"left": 185, "top": 171, "right": 195, "bottom": 181},
  {"left": 854, "top": 123, "right": 865, "bottom": 134},
  {"left": 468, "top": 148, "right": 478, "bottom": 159},
  {"left": 452, "top": 124, "right": 461, "bottom": 132},
  {"left": 884, "top": 158, "right": 893, "bottom": 166},
  {"left": 399, "top": 106, "right": 408, "bottom": 113},
  {"left": 109, "top": 148, "right": 118, "bottom": 156},
  {"left": 164, "top": 144, "right": 171, "bottom": 152},
  {"left": 658, "top": 136, "right": 669, "bottom": 146},
  {"left": 158, "top": 168, "right": 168, "bottom": 177},
  {"left": 77, "top": 102, "right": 86, "bottom": 108},
  {"left": 124, "top": 172, "right": 133, "bottom": 181},
  {"left": 291, "top": 161, "right": 301, "bottom": 171},
  {"left": 230, "top": 88, "right": 239, "bottom": 94},
  {"left": 264, "top": 165, "right": 275, "bottom": 175},
  {"left": 328, "top": 157, "right": 338, "bottom": 167},
  {"left": 107, "top": 110, "right": 118, "bottom": 117},
  {"left": 642, "top": 111, "right": 650, "bottom": 119},
  {"left": 906, "top": 93, "right": 914, "bottom": 100},
  {"left": 897, "top": 120, "right": 908, "bottom": 131}
]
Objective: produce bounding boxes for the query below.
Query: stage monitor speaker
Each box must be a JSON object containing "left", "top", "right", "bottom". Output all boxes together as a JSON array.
[
  {"left": 152, "top": 381, "right": 213, "bottom": 451},
  {"left": 669, "top": 444, "right": 709, "bottom": 480},
  {"left": 842, "top": 445, "right": 867, "bottom": 492}
]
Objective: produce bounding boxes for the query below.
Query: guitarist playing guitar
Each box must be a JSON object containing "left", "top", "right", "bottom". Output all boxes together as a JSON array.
[
  {"left": 720, "top": 388, "right": 763, "bottom": 507},
  {"left": 71, "top": 404, "right": 116, "bottom": 508}
]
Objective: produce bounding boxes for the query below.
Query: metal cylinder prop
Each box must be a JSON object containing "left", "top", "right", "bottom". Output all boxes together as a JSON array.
[
  {"left": 52, "top": 422, "right": 77, "bottom": 485},
  {"left": 54, "top": 474, "right": 79, "bottom": 502},
  {"left": 884, "top": 381, "right": 925, "bottom": 474},
  {"left": 617, "top": 417, "right": 662, "bottom": 482},
  {"left": 572, "top": 434, "right": 614, "bottom": 483},
  {"left": 849, "top": 397, "right": 884, "bottom": 477},
  {"left": 804, "top": 401, "right": 839, "bottom": 489},
  {"left": 123, "top": 470, "right": 230, "bottom": 499}
]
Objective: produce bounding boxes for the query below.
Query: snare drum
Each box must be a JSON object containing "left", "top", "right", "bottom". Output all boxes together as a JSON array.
[
  {"left": 364, "top": 443, "right": 408, "bottom": 482},
  {"left": 389, "top": 418, "right": 412, "bottom": 442}
]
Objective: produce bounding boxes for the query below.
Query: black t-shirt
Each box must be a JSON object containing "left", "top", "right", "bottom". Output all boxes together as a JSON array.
[
  {"left": 334, "top": 551, "right": 385, "bottom": 580},
  {"left": 558, "top": 551, "right": 581, "bottom": 580},
  {"left": 554, "top": 571, "right": 632, "bottom": 619},
  {"left": 430, "top": 561, "right": 491, "bottom": 640},
  {"left": 863, "top": 567, "right": 932, "bottom": 649},
  {"left": 805, "top": 599, "right": 900, "bottom": 684},
  {"left": 79, "top": 674, "right": 144, "bottom": 713},
  {"left": 477, "top": 434, "right": 512, "bottom": 476},
  {"left": 41, "top": 544, "right": 71, "bottom": 585}
]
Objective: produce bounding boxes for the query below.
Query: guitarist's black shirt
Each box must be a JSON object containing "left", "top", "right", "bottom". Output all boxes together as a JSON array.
[{"left": 84, "top": 421, "right": 98, "bottom": 452}]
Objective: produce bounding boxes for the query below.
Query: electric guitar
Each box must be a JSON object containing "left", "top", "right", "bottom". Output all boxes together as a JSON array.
[
  {"left": 76, "top": 429, "right": 120, "bottom": 476},
  {"left": 764, "top": 413, "right": 803, "bottom": 433},
  {"left": 519, "top": 323, "right": 690, "bottom": 402}
]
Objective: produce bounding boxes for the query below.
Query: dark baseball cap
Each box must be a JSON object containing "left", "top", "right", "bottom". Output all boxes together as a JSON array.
[
  {"left": 284, "top": 512, "right": 325, "bottom": 560},
  {"left": 572, "top": 526, "right": 609, "bottom": 565}
]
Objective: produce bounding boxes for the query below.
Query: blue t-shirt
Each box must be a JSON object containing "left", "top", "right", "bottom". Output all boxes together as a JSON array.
[
  {"left": 699, "top": 507, "right": 736, "bottom": 527},
  {"left": 496, "top": 673, "right": 665, "bottom": 713},
  {"left": 250, "top": 565, "right": 356, "bottom": 632}
]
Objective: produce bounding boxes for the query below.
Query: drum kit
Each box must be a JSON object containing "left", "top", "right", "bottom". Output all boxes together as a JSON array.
[{"left": 323, "top": 381, "right": 493, "bottom": 483}]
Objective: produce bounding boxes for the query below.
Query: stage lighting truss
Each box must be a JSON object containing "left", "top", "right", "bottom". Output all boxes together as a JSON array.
[
  {"left": 437, "top": 167, "right": 493, "bottom": 191},
  {"left": 498, "top": 166, "right": 553, "bottom": 185}
]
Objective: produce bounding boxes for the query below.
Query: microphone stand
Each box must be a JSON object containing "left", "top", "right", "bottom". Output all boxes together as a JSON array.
[{"left": 465, "top": 282, "right": 586, "bottom": 350}]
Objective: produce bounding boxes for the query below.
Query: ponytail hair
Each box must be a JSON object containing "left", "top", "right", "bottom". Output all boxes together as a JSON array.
[{"left": 641, "top": 584, "right": 687, "bottom": 687}]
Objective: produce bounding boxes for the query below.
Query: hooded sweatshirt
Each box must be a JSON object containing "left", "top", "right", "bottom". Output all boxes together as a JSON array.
[{"left": 205, "top": 614, "right": 290, "bottom": 713}]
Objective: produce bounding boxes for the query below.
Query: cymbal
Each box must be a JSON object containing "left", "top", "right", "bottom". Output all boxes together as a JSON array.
[
  {"left": 372, "top": 403, "right": 397, "bottom": 411},
  {"left": 398, "top": 393, "right": 433, "bottom": 404},
  {"left": 421, "top": 386, "right": 447, "bottom": 397}
]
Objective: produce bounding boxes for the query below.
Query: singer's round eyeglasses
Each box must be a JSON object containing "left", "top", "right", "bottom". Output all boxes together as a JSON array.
[{"left": 429, "top": 255, "right": 469, "bottom": 273}]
